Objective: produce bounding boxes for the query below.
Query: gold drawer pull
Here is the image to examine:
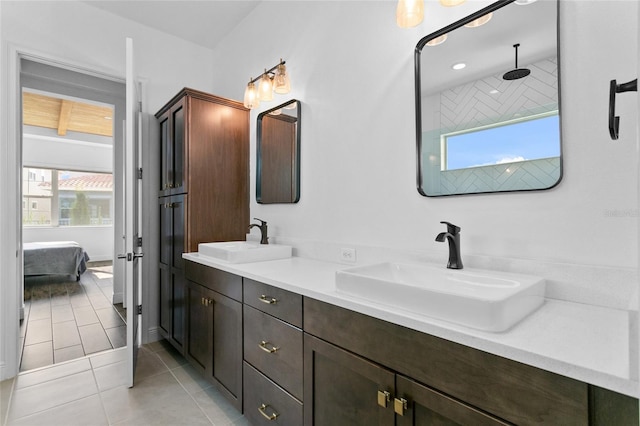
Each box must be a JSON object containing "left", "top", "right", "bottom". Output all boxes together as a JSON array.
[
  {"left": 259, "top": 340, "right": 279, "bottom": 353},
  {"left": 258, "top": 403, "right": 279, "bottom": 421},
  {"left": 259, "top": 295, "right": 278, "bottom": 305}
]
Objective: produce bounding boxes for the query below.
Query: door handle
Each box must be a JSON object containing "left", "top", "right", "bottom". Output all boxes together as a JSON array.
[
  {"left": 133, "top": 253, "right": 144, "bottom": 259},
  {"left": 609, "top": 78, "right": 637, "bottom": 140},
  {"left": 117, "top": 254, "right": 127, "bottom": 260}
]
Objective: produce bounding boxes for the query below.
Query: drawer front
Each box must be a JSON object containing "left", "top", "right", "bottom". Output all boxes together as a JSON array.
[
  {"left": 184, "top": 261, "right": 242, "bottom": 301},
  {"left": 244, "top": 305, "right": 303, "bottom": 400},
  {"left": 244, "top": 278, "right": 302, "bottom": 327},
  {"left": 243, "top": 362, "right": 303, "bottom": 426}
]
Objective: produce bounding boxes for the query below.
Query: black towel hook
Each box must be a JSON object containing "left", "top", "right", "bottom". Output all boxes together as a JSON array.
[{"left": 609, "top": 78, "right": 637, "bottom": 140}]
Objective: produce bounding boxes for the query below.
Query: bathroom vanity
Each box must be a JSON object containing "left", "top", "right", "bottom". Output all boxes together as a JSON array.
[{"left": 177, "top": 253, "right": 638, "bottom": 425}]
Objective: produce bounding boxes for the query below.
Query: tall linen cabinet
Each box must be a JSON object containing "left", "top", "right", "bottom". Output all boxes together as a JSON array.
[{"left": 155, "top": 88, "right": 249, "bottom": 353}]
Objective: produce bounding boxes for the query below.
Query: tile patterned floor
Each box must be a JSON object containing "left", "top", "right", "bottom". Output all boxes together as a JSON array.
[
  {"left": 20, "top": 265, "right": 127, "bottom": 371},
  {"left": 1, "top": 342, "right": 250, "bottom": 425}
]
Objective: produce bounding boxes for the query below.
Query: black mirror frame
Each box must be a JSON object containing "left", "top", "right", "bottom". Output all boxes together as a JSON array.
[
  {"left": 414, "top": 0, "right": 563, "bottom": 197},
  {"left": 256, "top": 99, "right": 301, "bottom": 204}
]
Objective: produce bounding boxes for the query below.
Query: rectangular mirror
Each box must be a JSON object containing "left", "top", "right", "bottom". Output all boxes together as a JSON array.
[
  {"left": 415, "top": 0, "right": 561, "bottom": 196},
  {"left": 257, "top": 99, "right": 301, "bottom": 203}
]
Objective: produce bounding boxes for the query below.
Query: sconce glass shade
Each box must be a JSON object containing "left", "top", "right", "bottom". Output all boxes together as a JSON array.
[
  {"left": 258, "top": 72, "right": 274, "bottom": 101},
  {"left": 440, "top": 0, "right": 465, "bottom": 6},
  {"left": 396, "top": 0, "right": 424, "bottom": 28},
  {"left": 243, "top": 81, "right": 260, "bottom": 109},
  {"left": 273, "top": 63, "right": 291, "bottom": 94},
  {"left": 464, "top": 12, "right": 492, "bottom": 28}
]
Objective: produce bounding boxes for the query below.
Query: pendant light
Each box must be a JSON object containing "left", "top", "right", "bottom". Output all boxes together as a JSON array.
[{"left": 396, "top": 0, "right": 424, "bottom": 28}]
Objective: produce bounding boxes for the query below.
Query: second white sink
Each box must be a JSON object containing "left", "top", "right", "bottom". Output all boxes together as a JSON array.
[
  {"left": 335, "top": 262, "right": 545, "bottom": 332},
  {"left": 198, "top": 241, "right": 292, "bottom": 263}
]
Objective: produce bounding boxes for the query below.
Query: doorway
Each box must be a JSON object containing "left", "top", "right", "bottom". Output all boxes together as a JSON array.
[{"left": 19, "top": 59, "right": 127, "bottom": 371}]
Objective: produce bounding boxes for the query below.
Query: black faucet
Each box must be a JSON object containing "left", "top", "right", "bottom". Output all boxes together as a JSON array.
[
  {"left": 248, "top": 218, "right": 269, "bottom": 245},
  {"left": 435, "top": 221, "right": 463, "bottom": 269}
]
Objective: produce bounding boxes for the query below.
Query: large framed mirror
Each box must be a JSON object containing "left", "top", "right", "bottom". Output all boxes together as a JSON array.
[
  {"left": 257, "top": 99, "right": 301, "bottom": 203},
  {"left": 416, "top": 0, "right": 561, "bottom": 196}
]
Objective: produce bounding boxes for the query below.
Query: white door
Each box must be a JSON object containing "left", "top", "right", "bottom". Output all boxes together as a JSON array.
[{"left": 124, "top": 37, "right": 143, "bottom": 387}]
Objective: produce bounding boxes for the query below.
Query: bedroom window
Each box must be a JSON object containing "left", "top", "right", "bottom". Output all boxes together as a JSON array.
[{"left": 22, "top": 168, "right": 113, "bottom": 227}]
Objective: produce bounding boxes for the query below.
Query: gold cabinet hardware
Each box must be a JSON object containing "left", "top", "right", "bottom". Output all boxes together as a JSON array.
[
  {"left": 394, "top": 397, "right": 408, "bottom": 416},
  {"left": 377, "top": 390, "right": 391, "bottom": 408},
  {"left": 258, "top": 403, "right": 279, "bottom": 421},
  {"left": 259, "top": 340, "right": 279, "bottom": 353},
  {"left": 201, "top": 297, "right": 213, "bottom": 306},
  {"left": 259, "top": 295, "right": 278, "bottom": 305}
]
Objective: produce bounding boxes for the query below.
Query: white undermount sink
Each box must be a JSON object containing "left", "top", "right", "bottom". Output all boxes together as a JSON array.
[
  {"left": 198, "top": 241, "right": 292, "bottom": 264},
  {"left": 335, "top": 262, "right": 545, "bottom": 332}
]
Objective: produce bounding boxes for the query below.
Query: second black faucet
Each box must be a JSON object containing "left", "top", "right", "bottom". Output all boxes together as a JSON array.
[{"left": 249, "top": 218, "right": 269, "bottom": 245}]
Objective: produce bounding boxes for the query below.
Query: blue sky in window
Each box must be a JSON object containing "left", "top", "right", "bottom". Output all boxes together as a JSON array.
[{"left": 446, "top": 115, "right": 560, "bottom": 170}]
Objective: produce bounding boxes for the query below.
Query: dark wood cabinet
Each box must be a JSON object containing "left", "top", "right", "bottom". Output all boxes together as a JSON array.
[
  {"left": 304, "top": 333, "right": 395, "bottom": 426},
  {"left": 185, "top": 262, "right": 243, "bottom": 411},
  {"left": 156, "top": 88, "right": 249, "bottom": 355}
]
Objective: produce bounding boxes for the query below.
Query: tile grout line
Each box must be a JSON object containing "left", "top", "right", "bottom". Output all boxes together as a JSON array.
[{"left": 89, "top": 355, "right": 114, "bottom": 426}]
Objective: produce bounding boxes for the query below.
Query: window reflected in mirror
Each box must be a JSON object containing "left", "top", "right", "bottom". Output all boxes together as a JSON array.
[
  {"left": 416, "top": 0, "right": 561, "bottom": 196},
  {"left": 256, "top": 99, "right": 301, "bottom": 204}
]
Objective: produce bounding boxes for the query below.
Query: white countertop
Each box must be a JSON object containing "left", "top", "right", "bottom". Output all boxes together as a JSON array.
[{"left": 184, "top": 252, "right": 639, "bottom": 398}]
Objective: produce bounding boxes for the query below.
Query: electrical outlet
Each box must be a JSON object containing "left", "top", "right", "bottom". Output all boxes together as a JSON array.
[{"left": 340, "top": 247, "right": 357, "bottom": 263}]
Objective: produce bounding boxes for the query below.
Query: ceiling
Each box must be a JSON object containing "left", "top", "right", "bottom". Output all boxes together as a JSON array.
[
  {"left": 81, "top": 1, "right": 262, "bottom": 50},
  {"left": 23, "top": 91, "right": 114, "bottom": 137}
]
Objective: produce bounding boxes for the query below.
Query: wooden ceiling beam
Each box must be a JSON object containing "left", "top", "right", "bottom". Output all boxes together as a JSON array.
[{"left": 57, "top": 99, "right": 73, "bottom": 136}]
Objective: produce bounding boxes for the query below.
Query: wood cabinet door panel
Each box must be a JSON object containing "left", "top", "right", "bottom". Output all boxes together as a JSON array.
[
  {"left": 186, "top": 281, "right": 212, "bottom": 373},
  {"left": 171, "top": 100, "right": 185, "bottom": 193},
  {"left": 158, "top": 265, "right": 171, "bottom": 338},
  {"left": 211, "top": 290, "right": 242, "bottom": 402},
  {"left": 396, "top": 375, "right": 509, "bottom": 426},
  {"left": 244, "top": 305, "right": 303, "bottom": 400},
  {"left": 304, "top": 333, "right": 394, "bottom": 426}
]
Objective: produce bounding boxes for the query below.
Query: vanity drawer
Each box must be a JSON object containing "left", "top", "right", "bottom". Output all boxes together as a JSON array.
[
  {"left": 243, "top": 278, "right": 302, "bottom": 327},
  {"left": 185, "top": 260, "right": 242, "bottom": 301},
  {"left": 244, "top": 305, "right": 303, "bottom": 400},
  {"left": 243, "top": 362, "right": 302, "bottom": 426}
]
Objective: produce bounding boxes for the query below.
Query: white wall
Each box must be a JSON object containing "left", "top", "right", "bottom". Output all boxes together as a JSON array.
[
  {"left": 0, "top": 0, "right": 217, "bottom": 379},
  {"left": 211, "top": 1, "right": 639, "bottom": 271}
]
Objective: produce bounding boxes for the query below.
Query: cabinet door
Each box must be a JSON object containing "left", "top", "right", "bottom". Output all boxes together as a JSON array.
[
  {"left": 171, "top": 194, "right": 185, "bottom": 269},
  {"left": 170, "top": 99, "right": 186, "bottom": 193},
  {"left": 395, "top": 375, "right": 509, "bottom": 426},
  {"left": 159, "top": 197, "right": 172, "bottom": 265},
  {"left": 185, "top": 280, "right": 242, "bottom": 411},
  {"left": 304, "top": 334, "right": 395, "bottom": 426},
  {"left": 158, "top": 265, "right": 172, "bottom": 338},
  {"left": 159, "top": 112, "right": 170, "bottom": 193},
  {"left": 186, "top": 281, "right": 212, "bottom": 373},
  {"left": 211, "top": 289, "right": 242, "bottom": 406},
  {"left": 171, "top": 271, "right": 186, "bottom": 351}
]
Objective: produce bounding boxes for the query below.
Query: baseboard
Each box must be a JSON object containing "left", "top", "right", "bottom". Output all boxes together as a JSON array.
[{"left": 145, "top": 326, "right": 161, "bottom": 344}]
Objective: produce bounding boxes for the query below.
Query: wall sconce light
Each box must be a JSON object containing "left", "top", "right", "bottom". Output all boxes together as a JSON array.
[{"left": 243, "top": 59, "right": 291, "bottom": 109}]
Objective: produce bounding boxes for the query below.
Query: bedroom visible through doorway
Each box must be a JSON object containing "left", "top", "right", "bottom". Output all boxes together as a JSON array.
[{"left": 19, "top": 59, "right": 127, "bottom": 372}]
